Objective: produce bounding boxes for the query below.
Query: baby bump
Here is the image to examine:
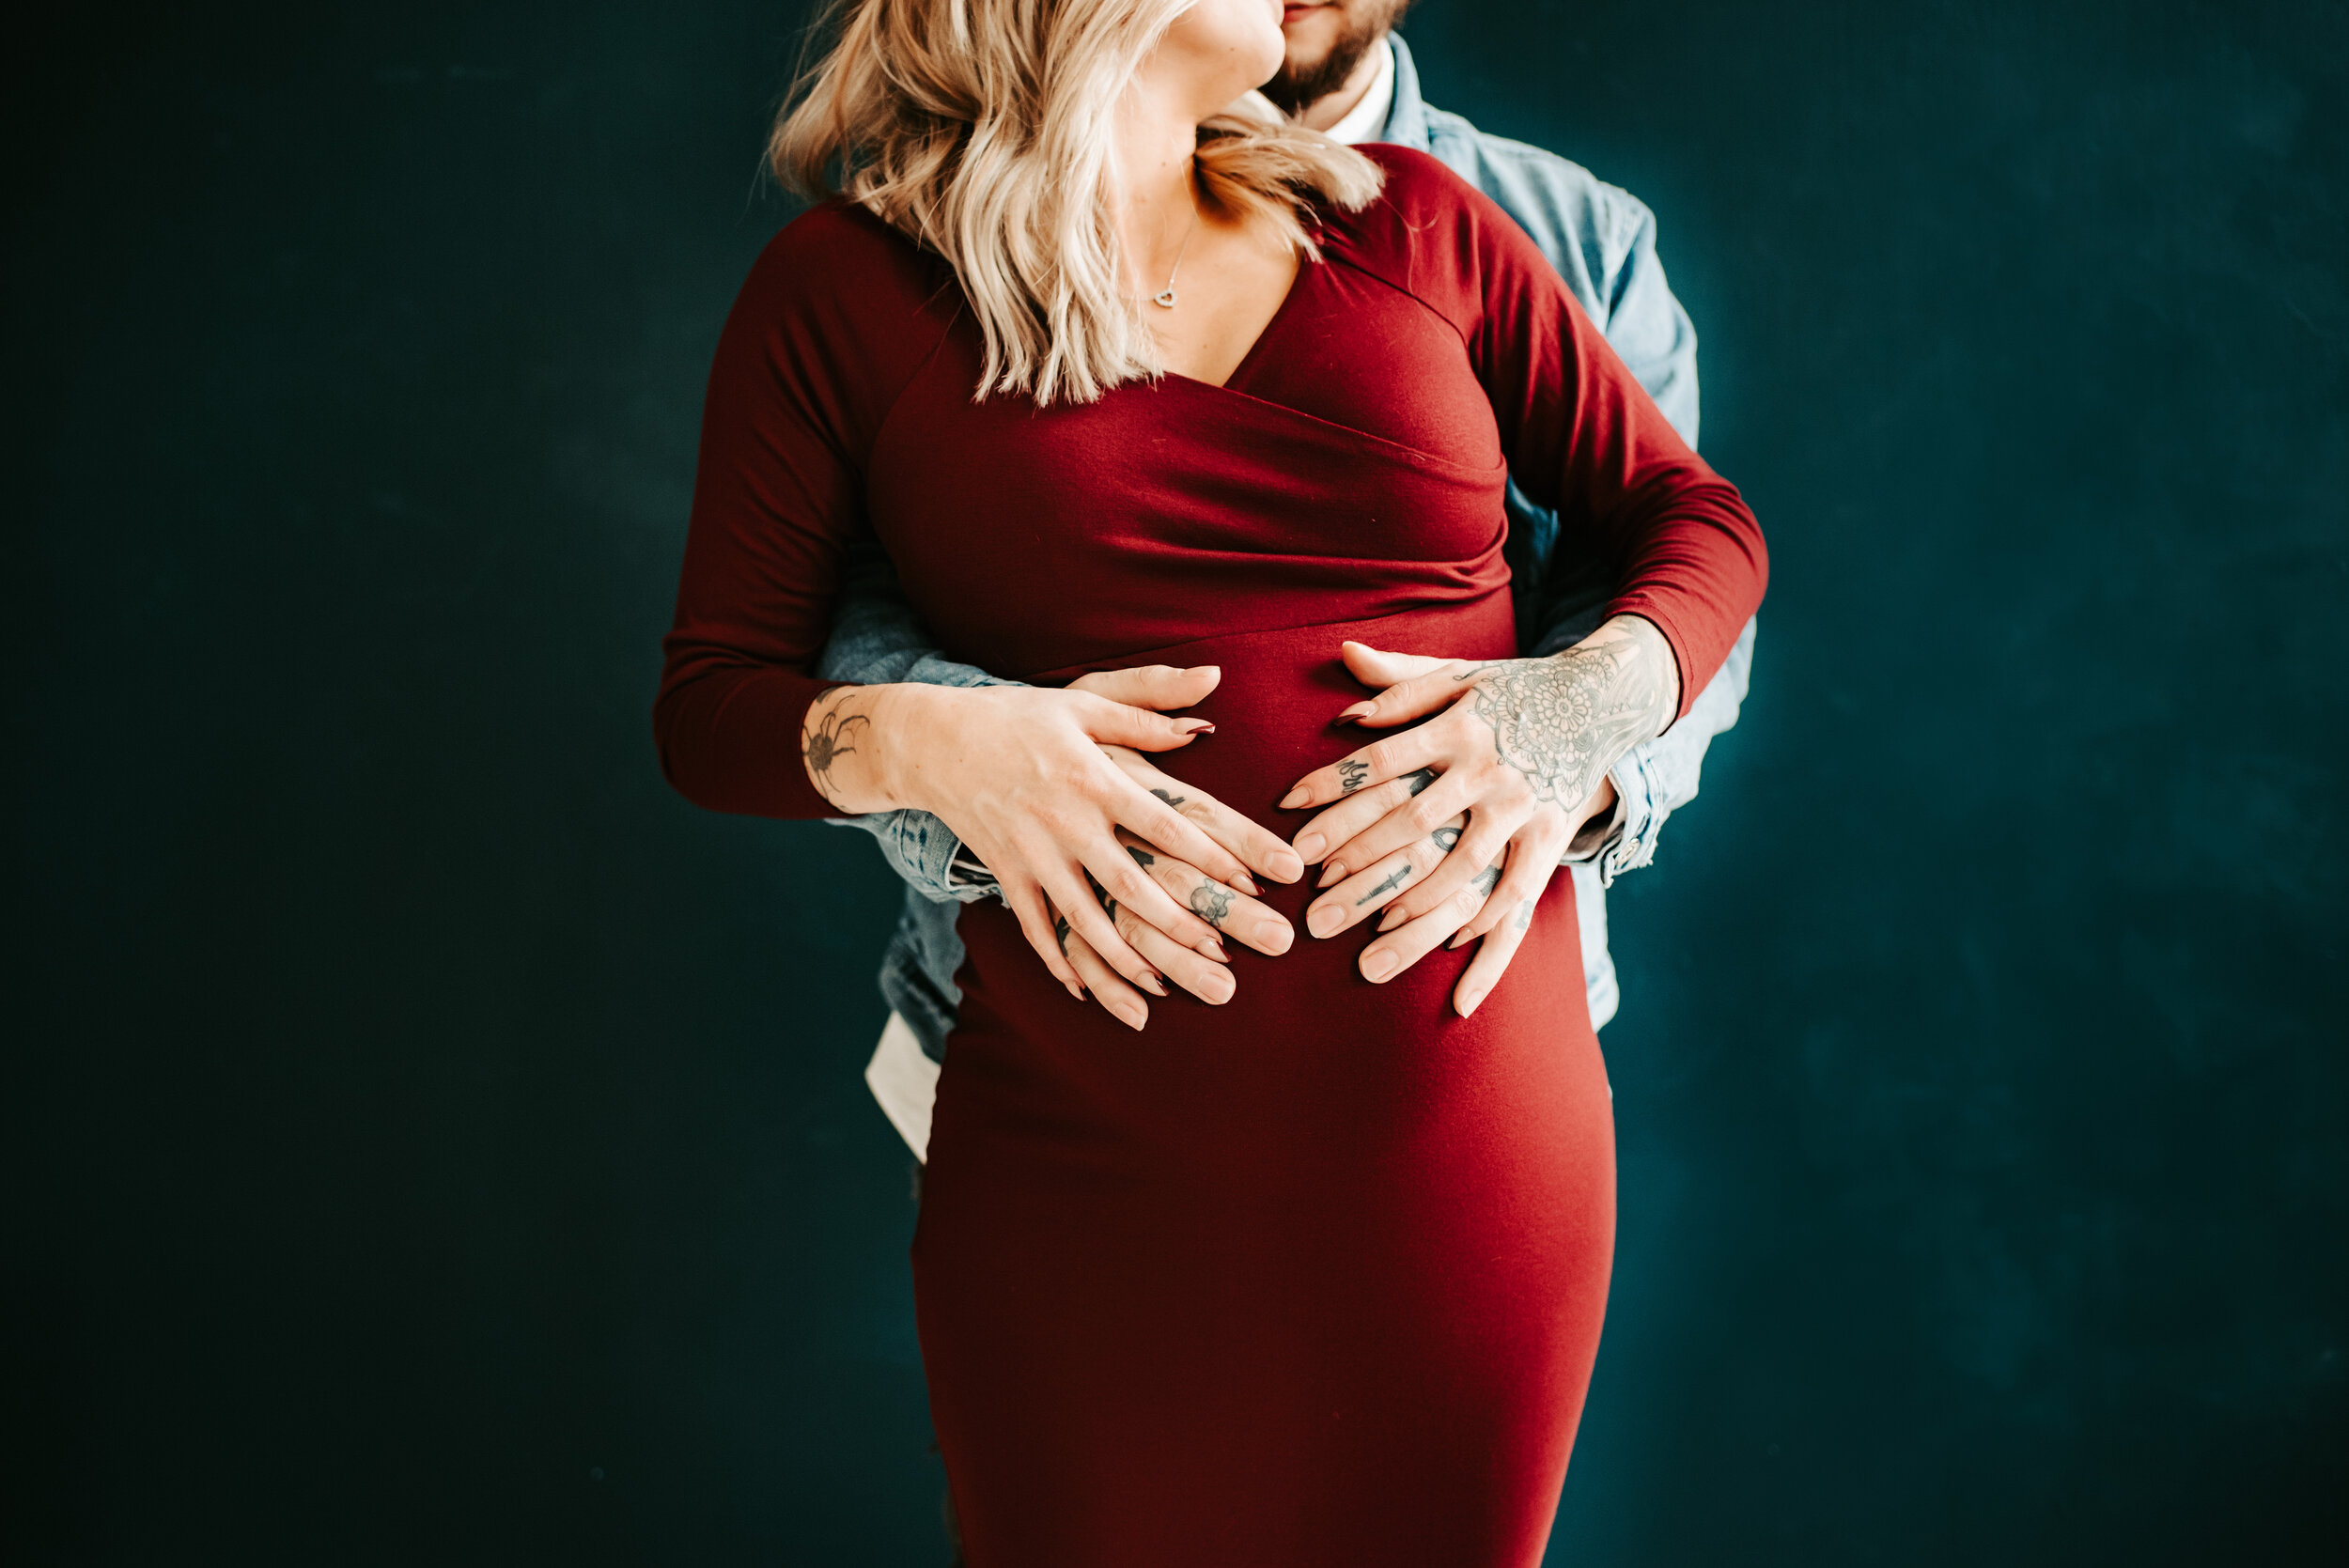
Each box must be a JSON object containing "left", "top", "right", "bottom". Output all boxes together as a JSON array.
[{"left": 931, "top": 597, "right": 1611, "bottom": 1203}]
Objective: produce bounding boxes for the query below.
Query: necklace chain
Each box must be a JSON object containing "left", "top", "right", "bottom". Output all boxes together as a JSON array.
[{"left": 1150, "top": 194, "right": 1200, "bottom": 310}]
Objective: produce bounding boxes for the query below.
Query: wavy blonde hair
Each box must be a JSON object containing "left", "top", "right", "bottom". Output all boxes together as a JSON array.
[{"left": 770, "top": 0, "right": 1384, "bottom": 405}]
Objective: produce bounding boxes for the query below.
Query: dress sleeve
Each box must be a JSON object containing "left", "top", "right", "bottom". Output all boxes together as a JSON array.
[
  {"left": 653, "top": 205, "right": 954, "bottom": 819},
  {"left": 1399, "top": 151, "right": 1767, "bottom": 716}
]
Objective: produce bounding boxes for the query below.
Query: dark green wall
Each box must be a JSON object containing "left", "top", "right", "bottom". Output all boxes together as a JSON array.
[{"left": 4, "top": 2, "right": 2341, "bottom": 1561}]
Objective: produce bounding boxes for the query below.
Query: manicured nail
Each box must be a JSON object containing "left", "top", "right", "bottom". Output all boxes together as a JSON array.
[
  {"left": 1199, "top": 969, "right": 1236, "bottom": 1005},
  {"left": 1254, "top": 918, "right": 1294, "bottom": 955},
  {"left": 1307, "top": 903, "right": 1345, "bottom": 939},
  {"left": 1361, "top": 948, "right": 1400, "bottom": 983},
  {"left": 1232, "top": 872, "right": 1260, "bottom": 896},
  {"left": 1187, "top": 665, "right": 1219, "bottom": 677},
  {"left": 1458, "top": 987, "right": 1486, "bottom": 1017},
  {"left": 1448, "top": 930, "right": 1472, "bottom": 950},
  {"left": 1295, "top": 832, "right": 1326, "bottom": 862},
  {"left": 1115, "top": 999, "right": 1148, "bottom": 1031},
  {"left": 1339, "top": 702, "right": 1374, "bottom": 721},
  {"left": 1180, "top": 720, "right": 1216, "bottom": 735},
  {"left": 1315, "top": 860, "right": 1347, "bottom": 889},
  {"left": 1279, "top": 786, "right": 1309, "bottom": 811},
  {"left": 1198, "top": 935, "right": 1228, "bottom": 961},
  {"left": 1376, "top": 906, "right": 1406, "bottom": 933},
  {"left": 1139, "top": 970, "right": 1168, "bottom": 997},
  {"left": 1266, "top": 848, "right": 1304, "bottom": 884}
]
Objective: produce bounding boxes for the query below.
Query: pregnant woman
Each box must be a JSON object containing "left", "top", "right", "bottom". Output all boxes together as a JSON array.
[{"left": 656, "top": 0, "right": 1766, "bottom": 1561}]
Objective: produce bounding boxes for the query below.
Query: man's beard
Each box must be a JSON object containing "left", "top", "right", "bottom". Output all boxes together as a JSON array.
[{"left": 1259, "top": 2, "right": 1417, "bottom": 117}]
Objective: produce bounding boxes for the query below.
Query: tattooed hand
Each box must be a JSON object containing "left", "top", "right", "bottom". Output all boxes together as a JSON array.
[
  {"left": 1274, "top": 616, "right": 1679, "bottom": 1016},
  {"left": 1042, "top": 824, "right": 1297, "bottom": 1030}
]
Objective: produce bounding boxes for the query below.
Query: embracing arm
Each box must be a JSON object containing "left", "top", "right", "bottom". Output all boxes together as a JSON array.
[
  {"left": 1279, "top": 154, "right": 1766, "bottom": 1010},
  {"left": 1527, "top": 194, "right": 1753, "bottom": 882}
]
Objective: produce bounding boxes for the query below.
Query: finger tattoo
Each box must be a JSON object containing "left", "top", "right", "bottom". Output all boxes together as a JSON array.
[
  {"left": 1189, "top": 881, "right": 1236, "bottom": 927},
  {"left": 1150, "top": 787, "right": 1188, "bottom": 809},
  {"left": 1514, "top": 899, "right": 1533, "bottom": 930},
  {"left": 1400, "top": 768, "right": 1438, "bottom": 796},
  {"left": 1127, "top": 846, "right": 1157, "bottom": 868},
  {"left": 1431, "top": 824, "right": 1462, "bottom": 852},
  {"left": 1338, "top": 759, "right": 1371, "bottom": 794},
  {"left": 1470, "top": 862, "right": 1503, "bottom": 898},
  {"left": 1358, "top": 863, "right": 1412, "bottom": 905}
]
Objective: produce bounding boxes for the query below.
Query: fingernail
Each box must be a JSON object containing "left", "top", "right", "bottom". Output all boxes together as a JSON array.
[
  {"left": 1447, "top": 930, "right": 1471, "bottom": 950},
  {"left": 1116, "top": 1000, "right": 1148, "bottom": 1031},
  {"left": 1458, "top": 987, "right": 1486, "bottom": 1017},
  {"left": 1295, "top": 832, "right": 1326, "bottom": 862},
  {"left": 1361, "top": 948, "right": 1400, "bottom": 983},
  {"left": 1180, "top": 720, "right": 1215, "bottom": 735},
  {"left": 1140, "top": 970, "right": 1168, "bottom": 997},
  {"left": 1307, "top": 903, "right": 1345, "bottom": 939},
  {"left": 1339, "top": 702, "right": 1374, "bottom": 721},
  {"left": 1266, "top": 848, "right": 1304, "bottom": 883},
  {"left": 1315, "top": 860, "right": 1346, "bottom": 889},
  {"left": 1199, "top": 936, "right": 1228, "bottom": 961},
  {"left": 1232, "top": 872, "right": 1260, "bottom": 896},
  {"left": 1200, "top": 970, "right": 1236, "bottom": 1004},
  {"left": 1188, "top": 665, "right": 1219, "bottom": 676},
  {"left": 1279, "top": 787, "right": 1309, "bottom": 811},
  {"left": 1376, "top": 906, "right": 1406, "bottom": 933},
  {"left": 1255, "top": 918, "right": 1294, "bottom": 955}
]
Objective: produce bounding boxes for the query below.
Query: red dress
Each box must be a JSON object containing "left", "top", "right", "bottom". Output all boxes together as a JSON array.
[{"left": 658, "top": 147, "right": 1766, "bottom": 1566}]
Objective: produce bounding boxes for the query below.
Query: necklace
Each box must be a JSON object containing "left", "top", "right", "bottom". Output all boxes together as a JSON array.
[{"left": 1150, "top": 199, "right": 1199, "bottom": 309}]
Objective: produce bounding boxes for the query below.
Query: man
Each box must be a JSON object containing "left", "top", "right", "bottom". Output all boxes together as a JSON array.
[{"left": 820, "top": 1, "right": 1760, "bottom": 1159}]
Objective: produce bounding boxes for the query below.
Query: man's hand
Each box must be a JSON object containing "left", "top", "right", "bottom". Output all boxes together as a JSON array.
[{"left": 1275, "top": 616, "right": 1679, "bottom": 1016}]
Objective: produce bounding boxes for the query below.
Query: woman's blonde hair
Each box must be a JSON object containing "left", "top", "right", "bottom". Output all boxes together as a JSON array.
[{"left": 770, "top": 0, "right": 1384, "bottom": 405}]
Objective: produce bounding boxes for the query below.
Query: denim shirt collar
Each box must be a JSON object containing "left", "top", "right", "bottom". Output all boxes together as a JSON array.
[{"left": 1377, "top": 33, "right": 1437, "bottom": 151}]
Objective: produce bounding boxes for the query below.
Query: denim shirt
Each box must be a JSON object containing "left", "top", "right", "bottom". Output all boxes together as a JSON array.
[{"left": 819, "top": 34, "right": 1759, "bottom": 1061}]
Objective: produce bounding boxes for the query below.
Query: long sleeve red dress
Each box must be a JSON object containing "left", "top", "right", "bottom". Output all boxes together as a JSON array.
[{"left": 657, "top": 145, "right": 1766, "bottom": 1567}]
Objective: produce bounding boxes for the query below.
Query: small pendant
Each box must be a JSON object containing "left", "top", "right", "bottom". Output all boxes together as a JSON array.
[{"left": 1151, "top": 288, "right": 1177, "bottom": 309}]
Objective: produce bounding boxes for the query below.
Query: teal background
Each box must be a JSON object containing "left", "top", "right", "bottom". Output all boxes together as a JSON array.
[{"left": 5, "top": 1, "right": 2342, "bottom": 1561}]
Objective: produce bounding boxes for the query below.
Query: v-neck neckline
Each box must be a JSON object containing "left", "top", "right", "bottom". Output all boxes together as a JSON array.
[{"left": 1160, "top": 254, "right": 1313, "bottom": 394}]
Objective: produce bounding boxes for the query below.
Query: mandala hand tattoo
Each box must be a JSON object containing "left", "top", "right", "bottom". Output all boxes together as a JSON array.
[
  {"left": 1467, "top": 628, "right": 1673, "bottom": 808},
  {"left": 1190, "top": 881, "right": 1235, "bottom": 927}
]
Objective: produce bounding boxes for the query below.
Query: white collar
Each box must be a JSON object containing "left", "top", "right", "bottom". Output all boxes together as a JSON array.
[{"left": 1322, "top": 37, "right": 1396, "bottom": 147}]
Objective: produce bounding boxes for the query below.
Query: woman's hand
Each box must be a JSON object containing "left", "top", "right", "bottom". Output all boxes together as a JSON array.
[
  {"left": 1041, "top": 825, "right": 1296, "bottom": 1030},
  {"left": 1275, "top": 616, "right": 1679, "bottom": 1016},
  {"left": 802, "top": 664, "right": 1301, "bottom": 1010}
]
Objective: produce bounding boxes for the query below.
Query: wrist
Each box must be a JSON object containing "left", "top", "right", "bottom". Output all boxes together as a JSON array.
[
  {"left": 1592, "top": 613, "right": 1679, "bottom": 737},
  {"left": 801, "top": 682, "right": 928, "bottom": 815},
  {"left": 857, "top": 681, "right": 960, "bottom": 816}
]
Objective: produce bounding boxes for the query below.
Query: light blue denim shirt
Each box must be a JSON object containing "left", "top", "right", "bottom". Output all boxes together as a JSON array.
[{"left": 819, "top": 34, "right": 1759, "bottom": 1060}]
